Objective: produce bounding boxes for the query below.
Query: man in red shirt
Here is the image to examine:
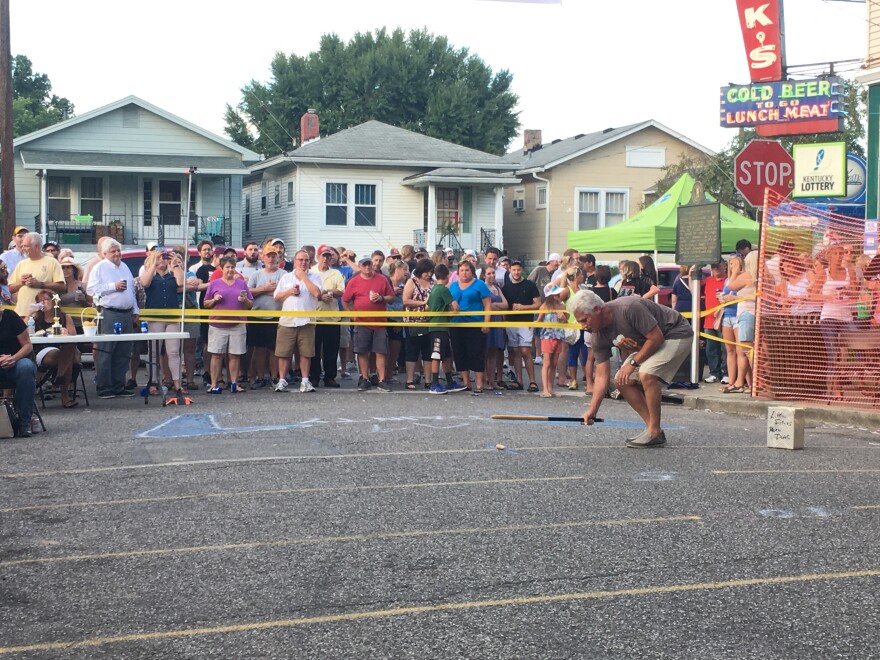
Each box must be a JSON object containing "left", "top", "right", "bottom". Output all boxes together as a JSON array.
[
  {"left": 342, "top": 257, "right": 395, "bottom": 391},
  {"left": 701, "top": 260, "right": 728, "bottom": 384}
]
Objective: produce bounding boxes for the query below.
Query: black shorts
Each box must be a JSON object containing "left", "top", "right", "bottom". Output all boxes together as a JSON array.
[
  {"left": 247, "top": 320, "right": 278, "bottom": 349},
  {"left": 428, "top": 331, "right": 451, "bottom": 360},
  {"left": 404, "top": 333, "right": 432, "bottom": 362}
]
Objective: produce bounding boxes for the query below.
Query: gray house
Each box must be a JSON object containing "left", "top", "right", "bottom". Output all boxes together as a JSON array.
[
  {"left": 243, "top": 118, "right": 519, "bottom": 257},
  {"left": 11, "top": 96, "right": 260, "bottom": 248}
]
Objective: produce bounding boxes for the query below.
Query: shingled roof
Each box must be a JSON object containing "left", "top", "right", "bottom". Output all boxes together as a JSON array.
[
  {"left": 501, "top": 120, "right": 714, "bottom": 171},
  {"left": 280, "top": 120, "right": 510, "bottom": 169}
]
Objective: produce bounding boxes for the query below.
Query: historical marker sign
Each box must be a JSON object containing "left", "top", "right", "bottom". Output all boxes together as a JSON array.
[
  {"left": 676, "top": 203, "right": 721, "bottom": 266},
  {"left": 734, "top": 140, "right": 794, "bottom": 207}
]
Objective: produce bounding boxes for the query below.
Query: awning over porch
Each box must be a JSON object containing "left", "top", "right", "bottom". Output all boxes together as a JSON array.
[
  {"left": 402, "top": 167, "right": 520, "bottom": 187},
  {"left": 19, "top": 150, "right": 250, "bottom": 175}
]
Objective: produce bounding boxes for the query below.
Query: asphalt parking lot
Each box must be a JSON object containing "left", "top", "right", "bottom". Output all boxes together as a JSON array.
[{"left": 1, "top": 387, "right": 879, "bottom": 658}]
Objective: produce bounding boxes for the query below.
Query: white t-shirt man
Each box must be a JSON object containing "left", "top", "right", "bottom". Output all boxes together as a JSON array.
[{"left": 275, "top": 270, "right": 323, "bottom": 327}]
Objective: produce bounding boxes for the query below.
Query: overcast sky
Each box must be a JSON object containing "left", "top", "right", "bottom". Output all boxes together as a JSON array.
[{"left": 10, "top": 0, "right": 868, "bottom": 155}]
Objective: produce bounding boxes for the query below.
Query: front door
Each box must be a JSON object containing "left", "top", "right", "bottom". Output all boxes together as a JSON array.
[{"left": 159, "top": 180, "right": 182, "bottom": 226}]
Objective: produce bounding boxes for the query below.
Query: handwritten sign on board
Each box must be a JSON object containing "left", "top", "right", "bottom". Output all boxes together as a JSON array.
[
  {"left": 676, "top": 203, "right": 721, "bottom": 266},
  {"left": 767, "top": 407, "right": 804, "bottom": 450}
]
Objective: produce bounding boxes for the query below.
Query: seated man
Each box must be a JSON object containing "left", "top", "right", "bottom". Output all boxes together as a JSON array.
[{"left": 0, "top": 307, "right": 37, "bottom": 437}]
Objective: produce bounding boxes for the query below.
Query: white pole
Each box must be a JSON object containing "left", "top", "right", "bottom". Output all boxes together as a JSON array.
[{"left": 690, "top": 268, "right": 701, "bottom": 384}]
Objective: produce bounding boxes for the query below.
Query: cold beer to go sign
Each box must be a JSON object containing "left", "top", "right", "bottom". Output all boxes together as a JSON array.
[{"left": 734, "top": 140, "right": 794, "bottom": 207}]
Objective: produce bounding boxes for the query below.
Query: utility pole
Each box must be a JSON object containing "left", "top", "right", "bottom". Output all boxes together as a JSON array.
[{"left": 0, "top": 0, "right": 15, "bottom": 238}]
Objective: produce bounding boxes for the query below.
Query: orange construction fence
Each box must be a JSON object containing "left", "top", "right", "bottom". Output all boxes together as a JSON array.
[{"left": 753, "top": 189, "right": 880, "bottom": 410}]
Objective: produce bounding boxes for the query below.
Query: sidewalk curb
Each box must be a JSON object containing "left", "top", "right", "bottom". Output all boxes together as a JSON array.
[{"left": 678, "top": 392, "right": 880, "bottom": 429}]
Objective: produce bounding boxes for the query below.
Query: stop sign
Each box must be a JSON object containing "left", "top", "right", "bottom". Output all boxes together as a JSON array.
[{"left": 734, "top": 140, "right": 794, "bottom": 207}]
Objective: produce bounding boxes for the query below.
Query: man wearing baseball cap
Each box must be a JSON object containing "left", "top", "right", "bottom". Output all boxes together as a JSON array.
[
  {"left": 309, "top": 244, "right": 345, "bottom": 387},
  {"left": 0, "top": 226, "right": 29, "bottom": 274},
  {"left": 273, "top": 239, "right": 293, "bottom": 272}
]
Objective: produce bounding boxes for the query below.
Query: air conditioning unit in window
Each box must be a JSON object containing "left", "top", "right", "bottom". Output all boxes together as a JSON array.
[{"left": 513, "top": 199, "right": 524, "bottom": 211}]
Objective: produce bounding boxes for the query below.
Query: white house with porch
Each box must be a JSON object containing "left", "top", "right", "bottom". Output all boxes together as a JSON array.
[
  {"left": 11, "top": 96, "right": 260, "bottom": 249},
  {"left": 243, "top": 118, "right": 518, "bottom": 256}
]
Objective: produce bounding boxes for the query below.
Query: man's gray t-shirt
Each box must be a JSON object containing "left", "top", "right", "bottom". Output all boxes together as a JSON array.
[
  {"left": 590, "top": 296, "right": 693, "bottom": 363},
  {"left": 248, "top": 269, "right": 284, "bottom": 312}
]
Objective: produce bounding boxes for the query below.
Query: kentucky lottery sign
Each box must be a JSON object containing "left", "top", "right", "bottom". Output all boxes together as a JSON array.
[
  {"left": 792, "top": 142, "right": 847, "bottom": 198},
  {"left": 720, "top": 77, "right": 844, "bottom": 128}
]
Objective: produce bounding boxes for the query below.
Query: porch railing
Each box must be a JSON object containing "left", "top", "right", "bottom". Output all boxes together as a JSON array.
[
  {"left": 48, "top": 213, "right": 231, "bottom": 247},
  {"left": 480, "top": 228, "right": 496, "bottom": 254}
]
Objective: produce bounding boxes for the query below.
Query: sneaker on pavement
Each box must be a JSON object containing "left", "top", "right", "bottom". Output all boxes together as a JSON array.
[
  {"left": 17, "top": 424, "right": 32, "bottom": 438},
  {"left": 533, "top": 356, "right": 543, "bottom": 365},
  {"left": 98, "top": 391, "right": 115, "bottom": 399},
  {"left": 300, "top": 380, "right": 316, "bottom": 393},
  {"left": 341, "top": 371, "right": 352, "bottom": 379},
  {"left": 208, "top": 386, "right": 223, "bottom": 395},
  {"left": 626, "top": 430, "right": 667, "bottom": 449},
  {"left": 704, "top": 375, "right": 718, "bottom": 383},
  {"left": 720, "top": 376, "right": 730, "bottom": 385},
  {"left": 369, "top": 374, "right": 380, "bottom": 387},
  {"left": 115, "top": 389, "right": 136, "bottom": 398},
  {"left": 447, "top": 381, "right": 467, "bottom": 393},
  {"left": 323, "top": 378, "right": 340, "bottom": 388},
  {"left": 274, "top": 378, "right": 289, "bottom": 393},
  {"left": 376, "top": 380, "right": 392, "bottom": 392},
  {"left": 429, "top": 383, "right": 448, "bottom": 394},
  {"left": 357, "top": 377, "right": 371, "bottom": 392},
  {"left": 251, "top": 378, "right": 267, "bottom": 390}
]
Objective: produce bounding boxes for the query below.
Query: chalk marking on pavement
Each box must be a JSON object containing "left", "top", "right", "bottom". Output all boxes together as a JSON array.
[
  {"left": 713, "top": 468, "right": 880, "bottom": 475},
  {"left": 0, "top": 446, "right": 624, "bottom": 479},
  {"left": 0, "top": 476, "right": 584, "bottom": 514},
  {"left": 0, "top": 515, "right": 700, "bottom": 568},
  {"left": 0, "top": 567, "right": 876, "bottom": 655},
  {"left": 850, "top": 504, "right": 880, "bottom": 510}
]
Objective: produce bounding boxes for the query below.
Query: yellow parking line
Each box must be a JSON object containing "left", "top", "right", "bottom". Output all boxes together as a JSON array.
[
  {"left": 0, "top": 476, "right": 585, "bottom": 514},
  {"left": 0, "top": 515, "right": 700, "bottom": 568},
  {"left": 713, "top": 469, "right": 880, "bottom": 475},
  {"left": 0, "top": 567, "right": 875, "bottom": 655},
  {"left": 851, "top": 504, "right": 880, "bottom": 510}
]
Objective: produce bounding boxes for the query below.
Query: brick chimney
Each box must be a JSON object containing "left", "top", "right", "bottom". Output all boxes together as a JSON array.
[
  {"left": 523, "top": 129, "right": 542, "bottom": 154},
  {"left": 300, "top": 109, "right": 320, "bottom": 144}
]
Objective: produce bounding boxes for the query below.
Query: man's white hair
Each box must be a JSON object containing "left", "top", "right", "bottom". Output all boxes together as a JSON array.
[
  {"left": 569, "top": 289, "right": 605, "bottom": 316},
  {"left": 24, "top": 231, "right": 42, "bottom": 247},
  {"left": 102, "top": 238, "right": 122, "bottom": 254}
]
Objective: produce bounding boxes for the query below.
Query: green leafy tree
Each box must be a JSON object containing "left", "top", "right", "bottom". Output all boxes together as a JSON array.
[
  {"left": 11, "top": 55, "right": 74, "bottom": 137},
  {"left": 650, "top": 80, "right": 866, "bottom": 218},
  {"left": 225, "top": 28, "right": 520, "bottom": 156}
]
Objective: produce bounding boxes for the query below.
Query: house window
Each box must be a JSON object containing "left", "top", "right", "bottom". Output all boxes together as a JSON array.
[
  {"left": 536, "top": 186, "right": 547, "bottom": 209},
  {"left": 626, "top": 146, "right": 666, "bottom": 168},
  {"left": 244, "top": 194, "right": 251, "bottom": 233},
  {"left": 437, "top": 188, "right": 459, "bottom": 233},
  {"left": 80, "top": 177, "right": 103, "bottom": 222},
  {"left": 47, "top": 176, "right": 71, "bottom": 222},
  {"left": 512, "top": 187, "right": 525, "bottom": 212},
  {"left": 274, "top": 183, "right": 281, "bottom": 208},
  {"left": 261, "top": 181, "right": 268, "bottom": 213},
  {"left": 287, "top": 181, "right": 294, "bottom": 205},
  {"left": 325, "top": 182, "right": 348, "bottom": 226},
  {"left": 143, "top": 180, "right": 153, "bottom": 227},
  {"left": 325, "top": 182, "right": 378, "bottom": 227},
  {"left": 575, "top": 188, "right": 629, "bottom": 230},
  {"left": 354, "top": 184, "right": 376, "bottom": 227}
]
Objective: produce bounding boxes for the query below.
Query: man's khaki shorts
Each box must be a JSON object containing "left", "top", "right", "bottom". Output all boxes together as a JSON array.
[
  {"left": 275, "top": 324, "right": 316, "bottom": 359},
  {"left": 630, "top": 336, "right": 692, "bottom": 385}
]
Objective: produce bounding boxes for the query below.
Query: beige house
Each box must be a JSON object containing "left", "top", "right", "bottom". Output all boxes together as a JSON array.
[{"left": 500, "top": 120, "right": 713, "bottom": 262}]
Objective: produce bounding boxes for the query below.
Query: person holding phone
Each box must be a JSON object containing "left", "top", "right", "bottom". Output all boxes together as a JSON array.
[
  {"left": 139, "top": 248, "right": 185, "bottom": 395},
  {"left": 203, "top": 256, "right": 253, "bottom": 394}
]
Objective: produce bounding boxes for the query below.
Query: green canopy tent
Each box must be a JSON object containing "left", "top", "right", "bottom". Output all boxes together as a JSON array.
[{"left": 566, "top": 173, "right": 759, "bottom": 254}]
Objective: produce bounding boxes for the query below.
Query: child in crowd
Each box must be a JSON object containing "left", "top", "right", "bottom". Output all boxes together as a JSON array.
[
  {"left": 426, "top": 264, "right": 461, "bottom": 394},
  {"left": 536, "top": 283, "right": 568, "bottom": 398}
]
